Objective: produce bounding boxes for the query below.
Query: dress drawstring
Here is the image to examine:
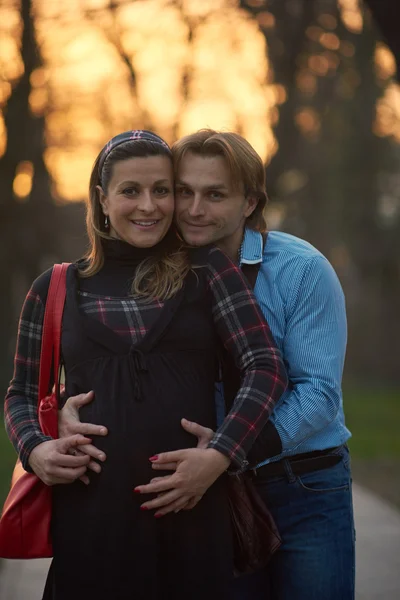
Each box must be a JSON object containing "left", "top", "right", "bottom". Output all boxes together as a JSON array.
[{"left": 128, "top": 348, "right": 148, "bottom": 401}]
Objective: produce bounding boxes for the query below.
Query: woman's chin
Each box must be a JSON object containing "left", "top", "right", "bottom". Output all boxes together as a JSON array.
[{"left": 118, "top": 226, "right": 171, "bottom": 248}]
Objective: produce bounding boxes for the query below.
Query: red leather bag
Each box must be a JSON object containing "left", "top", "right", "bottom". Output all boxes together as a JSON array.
[{"left": 0, "top": 263, "right": 69, "bottom": 559}]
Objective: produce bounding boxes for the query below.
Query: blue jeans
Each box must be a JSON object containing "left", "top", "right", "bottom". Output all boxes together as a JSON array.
[{"left": 232, "top": 445, "right": 355, "bottom": 600}]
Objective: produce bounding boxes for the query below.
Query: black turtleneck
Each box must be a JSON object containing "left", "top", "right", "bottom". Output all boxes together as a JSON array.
[{"left": 78, "top": 233, "right": 175, "bottom": 297}]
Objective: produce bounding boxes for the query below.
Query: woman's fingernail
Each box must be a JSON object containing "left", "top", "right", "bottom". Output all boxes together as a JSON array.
[
  {"left": 133, "top": 488, "right": 141, "bottom": 494},
  {"left": 98, "top": 453, "right": 106, "bottom": 461},
  {"left": 149, "top": 455, "right": 158, "bottom": 462},
  {"left": 140, "top": 506, "right": 148, "bottom": 511},
  {"left": 100, "top": 428, "right": 107, "bottom": 435},
  {"left": 154, "top": 512, "right": 163, "bottom": 518}
]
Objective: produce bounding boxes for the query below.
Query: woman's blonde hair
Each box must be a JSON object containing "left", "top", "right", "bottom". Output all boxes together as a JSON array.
[
  {"left": 81, "top": 137, "right": 190, "bottom": 300},
  {"left": 172, "top": 129, "right": 268, "bottom": 232}
]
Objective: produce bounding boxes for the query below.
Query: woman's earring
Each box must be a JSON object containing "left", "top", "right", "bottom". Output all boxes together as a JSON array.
[{"left": 104, "top": 215, "right": 109, "bottom": 229}]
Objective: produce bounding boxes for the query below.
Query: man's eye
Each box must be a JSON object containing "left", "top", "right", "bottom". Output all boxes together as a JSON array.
[
  {"left": 176, "top": 187, "right": 192, "bottom": 197},
  {"left": 208, "top": 191, "right": 223, "bottom": 200}
]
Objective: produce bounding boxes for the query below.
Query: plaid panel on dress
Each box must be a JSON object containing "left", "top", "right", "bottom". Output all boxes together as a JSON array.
[{"left": 78, "top": 291, "right": 164, "bottom": 346}]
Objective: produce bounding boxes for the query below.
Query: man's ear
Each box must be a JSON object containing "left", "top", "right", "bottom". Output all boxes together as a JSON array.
[
  {"left": 244, "top": 194, "right": 258, "bottom": 218},
  {"left": 97, "top": 185, "right": 108, "bottom": 215}
]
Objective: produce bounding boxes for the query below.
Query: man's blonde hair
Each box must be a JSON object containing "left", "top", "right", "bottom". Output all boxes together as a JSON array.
[{"left": 172, "top": 129, "right": 267, "bottom": 232}]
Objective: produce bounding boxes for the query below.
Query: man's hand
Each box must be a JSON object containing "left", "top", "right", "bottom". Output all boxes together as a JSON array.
[
  {"left": 28, "top": 435, "right": 93, "bottom": 486},
  {"left": 134, "top": 447, "right": 230, "bottom": 517},
  {"left": 59, "top": 391, "right": 107, "bottom": 482}
]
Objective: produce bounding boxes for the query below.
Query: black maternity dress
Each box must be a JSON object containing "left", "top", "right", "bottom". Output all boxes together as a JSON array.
[
  {"left": 20, "top": 237, "right": 286, "bottom": 600},
  {"left": 44, "top": 240, "right": 233, "bottom": 600}
]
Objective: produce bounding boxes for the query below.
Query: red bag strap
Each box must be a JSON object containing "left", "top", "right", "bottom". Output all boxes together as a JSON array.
[{"left": 38, "top": 263, "right": 70, "bottom": 404}]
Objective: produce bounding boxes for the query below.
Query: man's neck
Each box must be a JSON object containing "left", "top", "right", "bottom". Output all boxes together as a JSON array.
[{"left": 216, "top": 226, "right": 245, "bottom": 264}]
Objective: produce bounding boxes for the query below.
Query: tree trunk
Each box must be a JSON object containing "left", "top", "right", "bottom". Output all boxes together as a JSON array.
[
  {"left": 0, "top": 0, "right": 59, "bottom": 395},
  {"left": 239, "top": 0, "right": 400, "bottom": 383}
]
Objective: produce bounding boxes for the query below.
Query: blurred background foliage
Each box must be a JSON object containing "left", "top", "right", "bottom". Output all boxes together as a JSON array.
[{"left": 0, "top": 0, "right": 399, "bottom": 506}]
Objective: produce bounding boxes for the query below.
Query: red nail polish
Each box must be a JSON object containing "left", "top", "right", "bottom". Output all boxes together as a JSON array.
[
  {"left": 149, "top": 455, "right": 159, "bottom": 462},
  {"left": 154, "top": 513, "right": 163, "bottom": 518},
  {"left": 133, "top": 488, "right": 141, "bottom": 494},
  {"left": 140, "top": 506, "right": 148, "bottom": 511}
]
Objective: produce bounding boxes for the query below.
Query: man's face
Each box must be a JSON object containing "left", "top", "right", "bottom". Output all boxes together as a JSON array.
[{"left": 175, "top": 152, "right": 257, "bottom": 252}]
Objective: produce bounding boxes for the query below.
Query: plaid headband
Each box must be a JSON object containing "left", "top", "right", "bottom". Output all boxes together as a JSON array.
[{"left": 98, "top": 130, "right": 171, "bottom": 180}]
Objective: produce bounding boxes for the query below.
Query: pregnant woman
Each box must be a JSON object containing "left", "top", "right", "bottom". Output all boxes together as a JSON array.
[{"left": 4, "top": 130, "right": 287, "bottom": 600}]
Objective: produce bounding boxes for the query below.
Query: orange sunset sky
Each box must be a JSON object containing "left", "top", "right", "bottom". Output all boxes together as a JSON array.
[{"left": 1, "top": 0, "right": 399, "bottom": 203}]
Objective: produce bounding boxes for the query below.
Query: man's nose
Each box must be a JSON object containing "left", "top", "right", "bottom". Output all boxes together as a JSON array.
[{"left": 188, "top": 196, "right": 205, "bottom": 217}]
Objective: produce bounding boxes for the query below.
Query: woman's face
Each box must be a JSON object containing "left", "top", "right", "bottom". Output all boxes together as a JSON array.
[{"left": 99, "top": 155, "right": 174, "bottom": 248}]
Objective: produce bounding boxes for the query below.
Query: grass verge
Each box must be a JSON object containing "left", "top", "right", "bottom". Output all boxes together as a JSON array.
[
  {"left": 0, "top": 424, "right": 17, "bottom": 508},
  {"left": 344, "top": 387, "right": 400, "bottom": 508}
]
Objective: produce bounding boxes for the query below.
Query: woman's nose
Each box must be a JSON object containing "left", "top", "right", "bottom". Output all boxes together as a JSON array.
[{"left": 137, "top": 191, "right": 156, "bottom": 212}]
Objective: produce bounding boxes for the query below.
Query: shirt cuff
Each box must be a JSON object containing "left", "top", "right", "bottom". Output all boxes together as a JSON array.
[
  {"left": 207, "top": 436, "right": 249, "bottom": 473},
  {"left": 245, "top": 421, "right": 283, "bottom": 468},
  {"left": 19, "top": 433, "right": 53, "bottom": 472}
]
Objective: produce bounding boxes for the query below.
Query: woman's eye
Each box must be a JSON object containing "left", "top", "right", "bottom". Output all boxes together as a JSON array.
[
  {"left": 154, "top": 186, "right": 170, "bottom": 195},
  {"left": 122, "top": 187, "right": 138, "bottom": 196}
]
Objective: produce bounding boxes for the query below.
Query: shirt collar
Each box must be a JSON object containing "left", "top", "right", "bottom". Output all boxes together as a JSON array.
[{"left": 240, "top": 227, "right": 264, "bottom": 265}]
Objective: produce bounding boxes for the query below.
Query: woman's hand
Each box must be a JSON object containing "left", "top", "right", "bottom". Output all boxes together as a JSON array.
[
  {"left": 134, "top": 447, "right": 230, "bottom": 517},
  {"left": 59, "top": 391, "right": 108, "bottom": 482},
  {"left": 150, "top": 418, "right": 215, "bottom": 473},
  {"left": 28, "top": 435, "right": 93, "bottom": 486},
  {"left": 149, "top": 418, "right": 215, "bottom": 472},
  {"left": 142, "top": 418, "right": 216, "bottom": 513}
]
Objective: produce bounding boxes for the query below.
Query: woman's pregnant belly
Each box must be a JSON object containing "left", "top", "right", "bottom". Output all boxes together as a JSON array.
[
  {"left": 52, "top": 351, "right": 223, "bottom": 567},
  {"left": 63, "top": 352, "right": 217, "bottom": 487}
]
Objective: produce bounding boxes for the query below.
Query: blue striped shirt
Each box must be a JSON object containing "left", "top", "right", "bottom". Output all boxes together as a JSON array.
[{"left": 240, "top": 228, "right": 351, "bottom": 466}]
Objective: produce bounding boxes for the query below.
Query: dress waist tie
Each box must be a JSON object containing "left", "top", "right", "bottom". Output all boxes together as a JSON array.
[{"left": 128, "top": 348, "right": 148, "bottom": 402}]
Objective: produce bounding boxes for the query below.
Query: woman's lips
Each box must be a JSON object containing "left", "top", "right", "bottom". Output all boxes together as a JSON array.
[{"left": 131, "top": 220, "right": 160, "bottom": 230}]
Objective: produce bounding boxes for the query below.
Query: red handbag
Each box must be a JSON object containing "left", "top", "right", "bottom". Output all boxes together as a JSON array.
[{"left": 0, "top": 263, "right": 69, "bottom": 559}]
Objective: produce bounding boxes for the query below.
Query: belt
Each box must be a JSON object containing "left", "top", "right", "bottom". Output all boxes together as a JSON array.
[{"left": 252, "top": 446, "right": 342, "bottom": 478}]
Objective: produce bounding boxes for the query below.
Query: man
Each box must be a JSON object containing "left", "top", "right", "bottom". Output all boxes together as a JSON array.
[{"left": 60, "top": 130, "right": 355, "bottom": 599}]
